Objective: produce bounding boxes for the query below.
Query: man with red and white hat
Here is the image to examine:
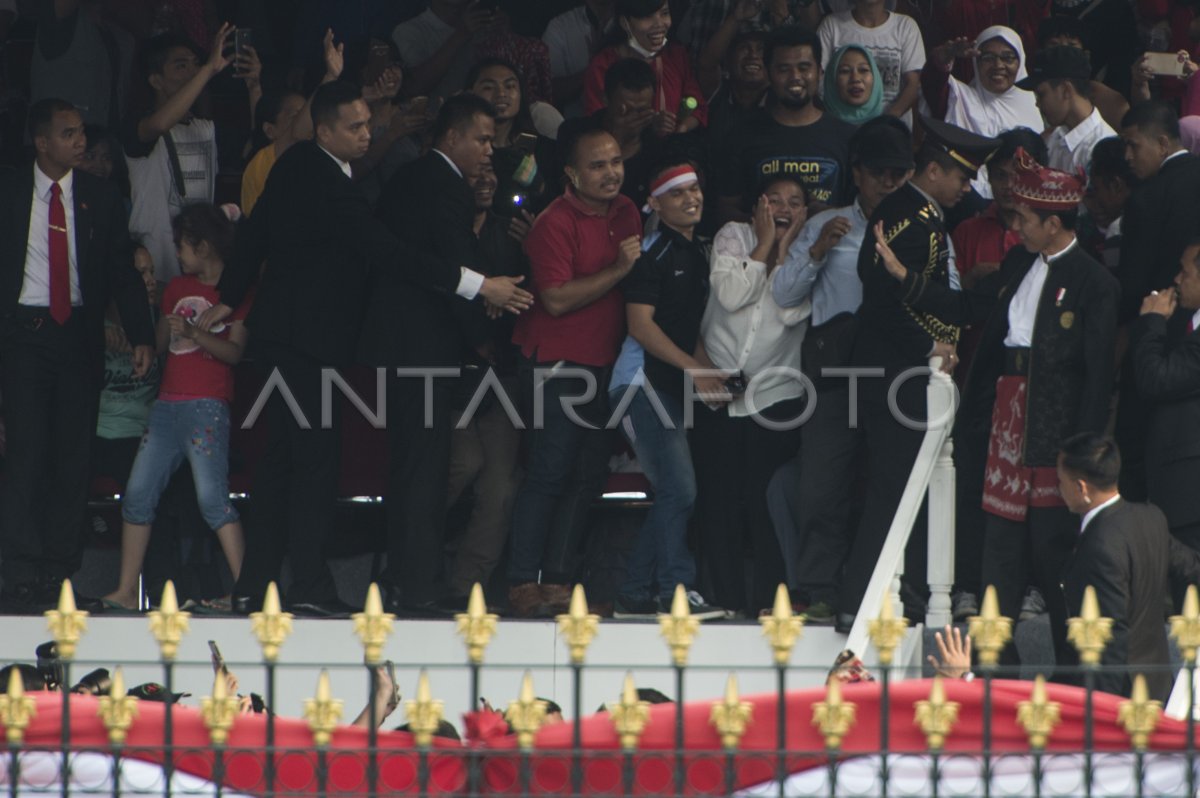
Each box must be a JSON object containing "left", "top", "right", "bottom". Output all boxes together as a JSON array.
[{"left": 960, "top": 147, "right": 1119, "bottom": 674}]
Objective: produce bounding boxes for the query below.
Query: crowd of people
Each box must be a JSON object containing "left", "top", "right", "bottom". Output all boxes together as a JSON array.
[{"left": 0, "top": 0, "right": 1199, "bottom": 696}]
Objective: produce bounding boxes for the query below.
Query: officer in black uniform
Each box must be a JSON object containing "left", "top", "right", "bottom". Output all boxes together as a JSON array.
[{"left": 834, "top": 117, "right": 1001, "bottom": 631}]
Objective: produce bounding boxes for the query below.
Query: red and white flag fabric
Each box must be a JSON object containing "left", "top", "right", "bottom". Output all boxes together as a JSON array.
[{"left": 3, "top": 680, "right": 1196, "bottom": 796}]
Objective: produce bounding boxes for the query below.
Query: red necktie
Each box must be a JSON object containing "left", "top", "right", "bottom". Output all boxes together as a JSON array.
[{"left": 48, "top": 182, "right": 70, "bottom": 325}]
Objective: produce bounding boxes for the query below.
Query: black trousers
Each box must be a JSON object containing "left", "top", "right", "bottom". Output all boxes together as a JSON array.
[
  {"left": 692, "top": 398, "right": 802, "bottom": 612},
  {"left": 380, "top": 371, "right": 454, "bottom": 606},
  {"left": 792, "top": 385, "right": 864, "bottom": 604},
  {"left": 235, "top": 343, "right": 340, "bottom": 605},
  {"left": 835, "top": 371, "right": 928, "bottom": 619},
  {"left": 0, "top": 312, "right": 95, "bottom": 587},
  {"left": 980, "top": 506, "right": 1079, "bottom": 672}
]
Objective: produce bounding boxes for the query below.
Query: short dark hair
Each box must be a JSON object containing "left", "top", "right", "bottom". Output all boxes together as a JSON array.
[
  {"left": 1047, "top": 76, "right": 1092, "bottom": 100},
  {"left": 139, "top": 32, "right": 202, "bottom": 79},
  {"left": 252, "top": 90, "right": 305, "bottom": 154},
  {"left": 172, "top": 203, "right": 236, "bottom": 264},
  {"left": 1037, "top": 16, "right": 1088, "bottom": 49},
  {"left": 1033, "top": 205, "right": 1079, "bottom": 230},
  {"left": 0, "top": 664, "right": 45, "bottom": 693},
  {"left": 310, "top": 80, "right": 363, "bottom": 133},
  {"left": 1058, "top": 432, "right": 1121, "bottom": 489},
  {"left": 557, "top": 116, "right": 613, "bottom": 169},
  {"left": 637, "top": 688, "right": 672, "bottom": 704},
  {"left": 1088, "top": 136, "right": 1136, "bottom": 185},
  {"left": 431, "top": 93, "right": 496, "bottom": 147},
  {"left": 994, "top": 126, "right": 1048, "bottom": 165},
  {"left": 914, "top": 143, "right": 962, "bottom": 176},
  {"left": 757, "top": 172, "right": 808, "bottom": 199},
  {"left": 396, "top": 718, "right": 462, "bottom": 742},
  {"left": 765, "top": 26, "right": 822, "bottom": 70},
  {"left": 616, "top": 0, "right": 667, "bottom": 18},
  {"left": 27, "top": 98, "right": 78, "bottom": 140},
  {"left": 604, "top": 57, "right": 656, "bottom": 99},
  {"left": 1122, "top": 100, "right": 1181, "bottom": 142},
  {"left": 537, "top": 697, "right": 564, "bottom": 716}
]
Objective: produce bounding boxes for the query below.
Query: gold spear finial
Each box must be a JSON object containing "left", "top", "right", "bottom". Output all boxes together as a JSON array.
[
  {"left": 147, "top": 580, "right": 190, "bottom": 661},
  {"left": 200, "top": 669, "right": 240, "bottom": 746},
  {"left": 610, "top": 672, "right": 650, "bottom": 752},
  {"left": 0, "top": 667, "right": 37, "bottom": 745},
  {"left": 405, "top": 670, "right": 445, "bottom": 748},
  {"left": 352, "top": 583, "right": 395, "bottom": 666},
  {"left": 760, "top": 584, "right": 804, "bottom": 667},
  {"left": 913, "top": 676, "right": 959, "bottom": 751},
  {"left": 1170, "top": 585, "right": 1200, "bottom": 666},
  {"left": 302, "top": 670, "right": 343, "bottom": 747},
  {"left": 867, "top": 593, "right": 908, "bottom": 667},
  {"left": 709, "top": 673, "right": 753, "bottom": 751},
  {"left": 97, "top": 668, "right": 138, "bottom": 746},
  {"left": 1016, "top": 675, "right": 1061, "bottom": 750},
  {"left": 659, "top": 585, "right": 699, "bottom": 668},
  {"left": 1117, "top": 674, "right": 1162, "bottom": 751},
  {"left": 250, "top": 582, "right": 293, "bottom": 663},
  {"left": 505, "top": 671, "right": 547, "bottom": 751},
  {"left": 1067, "top": 586, "right": 1114, "bottom": 666},
  {"left": 968, "top": 585, "right": 1013, "bottom": 667},
  {"left": 454, "top": 583, "right": 498, "bottom": 666},
  {"left": 556, "top": 584, "right": 600, "bottom": 666},
  {"left": 812, "top": 677, "right": 856, "bottom": 750},
  {"left": 44, "top": 579, "right": 88, "bottom": 660}
]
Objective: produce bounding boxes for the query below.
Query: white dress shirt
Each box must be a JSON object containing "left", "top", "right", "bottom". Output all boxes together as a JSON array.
[
  {"left": 321, "top": 146, "right": 485, "bottom": 300},
  {"left": 1004, "top": 237, "right": 1077, "bottom": 348},
  {"left": 1081, "top": 493, "right": 1121, "bottom": 533},
  {"left": 701, "top": 221, "right": 811, "bottom": 417},
  {"left": 1047, "top": 107, "right": 1115, "bottom": 173},
  {"left": 21, "top": 163, "right": 81, "bottom": 307}
]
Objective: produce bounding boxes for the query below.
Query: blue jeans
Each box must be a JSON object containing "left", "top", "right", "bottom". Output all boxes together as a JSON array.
[
  {"left": 613, "top": 388, "right": 697, "bottom": 601},
  {"left": 507, "top": 358, "right": 611, "bottom": 585},
  {"left": 122, "top": 398, "right": 239, "bottom": 530}
]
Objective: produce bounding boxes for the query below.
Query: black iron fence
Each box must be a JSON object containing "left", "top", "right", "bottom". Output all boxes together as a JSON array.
[{"left": 2, "top": 578, "right": 1200, "bottom": 797}]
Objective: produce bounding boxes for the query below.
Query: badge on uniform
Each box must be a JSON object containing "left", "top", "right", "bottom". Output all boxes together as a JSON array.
[{"left": 1060, "top": 311, "right": 1075, "bottom": 329}]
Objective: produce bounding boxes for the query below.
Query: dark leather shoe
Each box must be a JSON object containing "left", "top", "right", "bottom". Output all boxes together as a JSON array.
[
  {"left": 834, "top": 612, "right": 856, "bottom": 634},
  {"left": 230, "top": 595, "right": 259, "bottom": 615},
  {"left": 287, "top": 598, "right": 356, "bottom": 618},
  {"left": 394, "top": 600, "right": 455, "bottom": 619},
  {"left": 0, "top": 582, "right": 42, "bottom": 613},
  {"left": 37, "top": 577, "right": 102, "bottom": 613}
]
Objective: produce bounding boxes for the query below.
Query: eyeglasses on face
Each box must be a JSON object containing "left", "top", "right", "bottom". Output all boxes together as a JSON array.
[{"left": 977, "top": 52, "right": 1019, "bottom": 66}]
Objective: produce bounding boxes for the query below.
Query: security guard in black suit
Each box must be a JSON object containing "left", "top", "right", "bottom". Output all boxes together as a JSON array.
[{"left": 834, "top": 118, "right": 1000, "bottom": 631}]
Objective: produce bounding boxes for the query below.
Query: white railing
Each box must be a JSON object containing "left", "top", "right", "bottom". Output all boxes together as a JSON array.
[{"left": 846, "top": 358, "right": 959, "bottom": 656}]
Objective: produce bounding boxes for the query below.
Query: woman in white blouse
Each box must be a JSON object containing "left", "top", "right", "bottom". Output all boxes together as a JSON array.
[{"left": 691, "top": 175, "right": 811, "bottom": 616}]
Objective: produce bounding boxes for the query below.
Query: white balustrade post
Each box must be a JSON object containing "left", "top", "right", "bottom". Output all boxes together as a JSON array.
[{"left": 925, "top": 370, "right": 957, "bottom": 629}]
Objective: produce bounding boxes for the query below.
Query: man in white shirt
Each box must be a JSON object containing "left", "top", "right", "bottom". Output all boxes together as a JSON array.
[
  {"left": 0, "top": 99, "right": 154, "bottom": 612},
  {"left": 1019, "top": 46, "right": 1115, "bottom": 173},
  {"left": 391, "top": 0, "right": 489, "bottom": 102},
  {"left": 1058, "top": 432, "right": 1200, "bottom": 699},
  {"left": 543, "top": 0, "right": 614, "bottom": 115}
]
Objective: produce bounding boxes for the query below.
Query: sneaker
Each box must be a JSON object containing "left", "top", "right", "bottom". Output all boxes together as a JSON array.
[
  {"left": 1019, "top": 587, "right": 1046, "bottom": 621},
  {"left": 613, "top": 595, "right": 658, "bottom": 619},
  {"left": 655, "top": 590, "right": 729, "bottom": 621},
  {"left": 952, "top": 591, "right": 979, "bottom": 622},
  {"left": 802, "top": 601, "right": 836, "bottom": 624}
]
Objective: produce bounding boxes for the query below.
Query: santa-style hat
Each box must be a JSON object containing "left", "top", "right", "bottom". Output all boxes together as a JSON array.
[{"left": 1010, "top": 147, "right": 1085, "bottom": 211}]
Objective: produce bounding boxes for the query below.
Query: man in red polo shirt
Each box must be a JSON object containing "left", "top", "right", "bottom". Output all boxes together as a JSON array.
[{"left": 506, "top": 119, "right": 642, "bottom": 618}]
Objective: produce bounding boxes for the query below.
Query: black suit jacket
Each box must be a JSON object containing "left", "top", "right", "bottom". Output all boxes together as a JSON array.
[
  {"left": 0, "top": 162, "right": 153, "bottom": 365},
  {"left": 218, "top": 142, "right": 460, "bottom": 366},
  {"left": 1118, "top": 153, "right": 1200, "bottom": 322},
  {"left": 1062, "top": 498, "right": 1200, "bottom": 701},
  {"left": 1131, "top": 311, "right": 1200, "bottom": 527},
  {"left": 360, "top": 151, "right": 480, "bottom": 368},
  {"left": 958, "top": 244, "right": 1119, "bottom": 466},
  {"left": 855, "top": 183, "right": 992, "bottom": 375}
]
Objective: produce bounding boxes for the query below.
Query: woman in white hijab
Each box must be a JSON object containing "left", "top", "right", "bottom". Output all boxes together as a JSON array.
[{"left": 921, "top": 25, "right": 1042, "bottom": 197}]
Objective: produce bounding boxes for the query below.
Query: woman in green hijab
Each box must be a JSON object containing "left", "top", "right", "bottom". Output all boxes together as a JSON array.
[{"left": 822, "top": 45, "right": 883, "bottom": 125}]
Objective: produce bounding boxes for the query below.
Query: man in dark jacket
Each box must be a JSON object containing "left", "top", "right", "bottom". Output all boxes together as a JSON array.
[
  {"left": 1058, "top": 433, "right": 1200, "bottom": 701},
  {"left": 962, "top": 149, "right": 1119, "bottom": 671},
  {"left": 1131, "top": 238, "right": 1200, "bottom": 553}
]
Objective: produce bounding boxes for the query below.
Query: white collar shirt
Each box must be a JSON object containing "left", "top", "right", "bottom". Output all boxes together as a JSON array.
[
  {"left": 1081, "top": 493, "right": 1121, "bottom": 533},
  {"left": 21, "top": 163, "right": 80, "bottom": 306},
  {"left": 1004, "top": 237, "right": 1077, "bottom": 348},
  {"left": 1047, "top": 107, "right": 1115, "bottom": 173}
]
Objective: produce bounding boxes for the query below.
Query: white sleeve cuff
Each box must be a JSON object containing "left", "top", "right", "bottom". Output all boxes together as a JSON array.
[{"left": 456, "top": 267, "right": 485, "bottom": 300}]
